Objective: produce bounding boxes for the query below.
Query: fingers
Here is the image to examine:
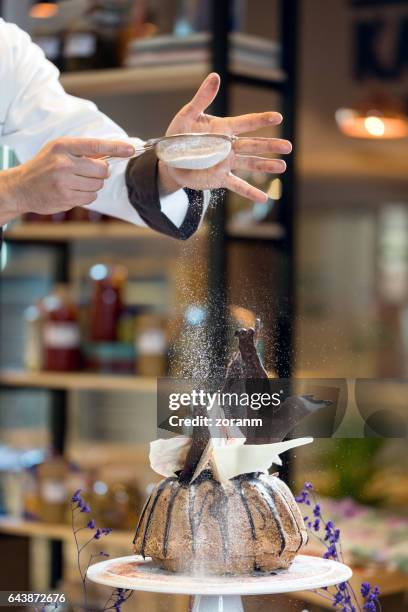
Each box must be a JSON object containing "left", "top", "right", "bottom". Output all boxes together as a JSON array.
[
  {"left": 233, "top": 136, "right": 292, "bottom": 155},
  {"left": 182, "top": 72, "right": 220, "bottom": 119},
  {"left": 232, "top": 155, "right": 286, "bottom": 174},
  {"left": 74, "top": 157, "right": 110, "bottom": 179},
  {"left": 224, "top": 173, "right": 268, "bottom": 202},
  {"left": 52, "top": 138, "right": 135, "bottom": 159},
  {"left": 69, "top": 175, "right": 105, "bottom": 192},
  {"left": 227, "top": 111, "right": 283, "bottom": 134}
]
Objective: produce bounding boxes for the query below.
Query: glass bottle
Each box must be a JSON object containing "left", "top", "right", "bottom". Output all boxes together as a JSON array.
[
  {"left": 43, "top": 285, "right": 81, "bottom": 371},
  {"left": 89, "top": 264, "right": 127, "bottom": 342}
]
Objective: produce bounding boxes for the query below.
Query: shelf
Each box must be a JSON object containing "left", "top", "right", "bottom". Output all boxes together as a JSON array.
[
  {"left": 226, "top": 221, "right": 285, "bottom": 241},
  {"left": 0, "top": 370, "right": 156, "bottom": 392},
  {"left": 59, "top": 63, "right": 285, "bottom": 98},
  {"left": 0, "top": 517, "right": 130, "bottom": 548},
  {"left": 60, "top": 63, "right": 207, "bottom": 97},
  {"left": 4, "top": 222, "right": 163, "bottom": 243}
]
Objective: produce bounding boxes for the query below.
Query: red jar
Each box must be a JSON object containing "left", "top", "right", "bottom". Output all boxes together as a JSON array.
[
  {"left": 43, "top": 286, "right": 81, "bottom": 371},
  {"left": 89, "top": 264, "right": 127, "bottom": 342}
]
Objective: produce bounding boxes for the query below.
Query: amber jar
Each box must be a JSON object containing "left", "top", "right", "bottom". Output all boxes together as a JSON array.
[
  {"left": 135, "top": 314, "right": 168, "bottom": 376},
  {"left": 43, "top": 286, "right": 81, "bottom": 371},
  {"left": 89, "top": 264, "right": 127, "bottom": 342},
  {"left": 37, "top": 454, "right": 68, "bottom": 524}
]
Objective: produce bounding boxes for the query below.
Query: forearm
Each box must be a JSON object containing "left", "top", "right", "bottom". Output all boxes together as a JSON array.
[{"left": 0, "top": 168, "right": 24, "bottom": 225}]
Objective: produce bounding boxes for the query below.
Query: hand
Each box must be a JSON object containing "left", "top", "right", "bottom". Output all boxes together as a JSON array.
[
  {"left": 0, "top": 137, "right": 134, "bottom": 224},
  {"left": 158, "top": 73, "right": 292, "bottom": 202}
]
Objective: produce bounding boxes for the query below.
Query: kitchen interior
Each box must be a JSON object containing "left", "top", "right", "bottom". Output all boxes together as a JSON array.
[{"left": 0, "top": 0, "right": 407, "bottom": 610}]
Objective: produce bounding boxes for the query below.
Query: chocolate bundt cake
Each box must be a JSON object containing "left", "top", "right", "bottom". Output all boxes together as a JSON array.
[
  {"left": 133, "top": 469, "right": 307, "bottom": 574},
  {"left": 133, "top": 323, "right": 328, "bottom": 575}
]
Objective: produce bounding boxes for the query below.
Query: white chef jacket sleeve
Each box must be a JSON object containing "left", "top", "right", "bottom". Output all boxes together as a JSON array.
[{"left": 1, "top": 21, "right": 210, "bottom": 236}]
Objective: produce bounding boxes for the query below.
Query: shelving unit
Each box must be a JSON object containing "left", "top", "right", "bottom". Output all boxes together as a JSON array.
[
  {"left": 0, "top": 0, "right": 299, "bottom": 595},
  {"left": 4, "top": 222, "right": 162, "bottom": 242},
  {"left": 5, "top": 221, "right": 282, "bottom": 243},
  {"left": 0, "top": 370, "right": 156, "bottom": 392},
  {"left": 0, "top": 518, "right": 130, "bottom": 548},
  {"left": 59, "top": 62, "right": 284, "bottom": 98}
]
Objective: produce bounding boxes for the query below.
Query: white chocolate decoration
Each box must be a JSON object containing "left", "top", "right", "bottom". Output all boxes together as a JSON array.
[
  {"left": 210, "top": 437, "right": 314, "bottom": 483},
  {"left": 149, "top": 436, "right": 191, "bottom": 478},
  {"left": 149, "top": 436, "right": 313, "bottom": 482}
]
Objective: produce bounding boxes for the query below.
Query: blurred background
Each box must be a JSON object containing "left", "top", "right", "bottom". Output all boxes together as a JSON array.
[{"left": 0, "top": 0, "right": 407, "bottom": 610}]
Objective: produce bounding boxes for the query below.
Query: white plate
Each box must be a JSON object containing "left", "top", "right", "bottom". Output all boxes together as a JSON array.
[{"left": 87, "top": 554, "right": 352, "bottom": 596}]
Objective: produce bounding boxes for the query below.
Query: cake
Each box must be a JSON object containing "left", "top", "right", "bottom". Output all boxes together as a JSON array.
[
  {"left": 133, "top": 323, "right": 328, "bottom": 575},
  {"left": 133, "top": 469, "right": 307, "bottom": 574}
]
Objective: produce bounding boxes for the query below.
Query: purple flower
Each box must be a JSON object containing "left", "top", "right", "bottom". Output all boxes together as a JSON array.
[
  {"left": 101, "top": 527, "right": 112, "bottom": 536},
  {"left": 339, "top": 582, "right": 347, "bottom": 591},
  {"left": 94, "top": 529, "right": 102, "bottom": 540},
  {"left": 313, "top": 504, "right": 321, "bottom": 517},
  {"left": 304, "top": 482, "right": 313, "bottom": 490},
  {"left": 361, "top": 582, "right": 371, "bottom": 598},
  {"left": 333, "top": 591, "right": 344, "bottom": 604},
  {"left": 313, "top": 519, "right": 320, "bottom": 532},
  {"left": 71, "top": 489, "right": 82, "bottom": 502},
  {"left": 80, "top": 504, "right": 90, "bottom": 514},
  {"left": 323, "top": 544, "right": 337, "bottom": 559},
  {"left": 87, "top": 519, "right": 96, "bottom": 529}
]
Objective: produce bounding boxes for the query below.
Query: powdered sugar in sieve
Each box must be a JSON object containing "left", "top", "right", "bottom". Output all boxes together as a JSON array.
[{"left": 156, "top": 134, "right": 232, "bottom": 170}]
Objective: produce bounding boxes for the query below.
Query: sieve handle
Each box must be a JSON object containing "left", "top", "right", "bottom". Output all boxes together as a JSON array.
[{"left": 102, "top": 139, "right": 159, "bottom": 164}]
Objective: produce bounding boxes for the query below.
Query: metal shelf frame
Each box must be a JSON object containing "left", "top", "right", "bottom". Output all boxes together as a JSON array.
[{"left": 208, "top": 0, "right": 298, "bottom": 379}]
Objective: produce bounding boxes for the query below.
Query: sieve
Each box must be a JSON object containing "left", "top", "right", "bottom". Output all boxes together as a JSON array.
[{"left": 105, "top": 133, "right": 237, "bottom": 170}]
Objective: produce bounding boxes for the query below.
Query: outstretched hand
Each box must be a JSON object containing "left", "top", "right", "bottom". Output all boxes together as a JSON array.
[{"left": 159, "top": 73, "right": 292, "bottom": 202}]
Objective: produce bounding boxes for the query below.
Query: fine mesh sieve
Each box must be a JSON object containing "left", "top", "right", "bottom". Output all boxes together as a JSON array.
[{"left": 105, "top": 133, "right": 236, "bottom": 170}]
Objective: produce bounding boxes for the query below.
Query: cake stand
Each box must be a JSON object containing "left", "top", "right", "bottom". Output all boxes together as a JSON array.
[{"left": 87, "top": 554, "right": 352, "bottom": 611}]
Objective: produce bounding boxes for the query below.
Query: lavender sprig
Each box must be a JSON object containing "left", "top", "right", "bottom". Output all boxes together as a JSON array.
[
  {"left": 71, "top": 489, "right": 133, "bottom": 611},
  {"left": 296, "top": 483, "right": 381, "bottom": 611}
]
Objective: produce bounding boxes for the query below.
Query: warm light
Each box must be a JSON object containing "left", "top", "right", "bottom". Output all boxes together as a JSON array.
[
  {"left": 30, "top": 2, "right": 59, "bottom": 19},
  {"left": 267, "top": 178, "right": 282, "bottom": 200},
  {"left": 335, "top": 107, "right": 408, "bottom": 139},
  {"left": 364, "top": 116, "right": 385, "bottom": 137}
]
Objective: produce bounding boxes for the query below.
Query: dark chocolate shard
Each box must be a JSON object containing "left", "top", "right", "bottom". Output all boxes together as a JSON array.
[
  {"left": 178, "top": 405, "right": 210, "bottom": 483},
  {"left": 234, "top": 327, "right": 268, "bottom": 379}
]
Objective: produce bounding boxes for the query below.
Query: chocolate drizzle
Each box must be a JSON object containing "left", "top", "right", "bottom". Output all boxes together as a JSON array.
[
  {"left": 140, "top": 477, "right": 175, "bottom": 558},
  {"left": 162, "top": 482, "right": 181, "bottom": 557},
  {"left": 235, "top": 480, "right": 256, "bottom": 540},
  {"left": 189, "top": 484, "right": 212, "bottom": 553},
  {"left": 272, "top": 478, "right": 305, "bottom": 553},
  {"left": 188, "top": 472, "right": 229, "bottom": 559},
  {"left": 208, "top": 480, "right": 229, "bottom": 561},
  {"left": 132, "top": 492, "right": 153, "bottom": 545},
  {"left": 251, "top": 479, "right": 286, "bottom": 555}
]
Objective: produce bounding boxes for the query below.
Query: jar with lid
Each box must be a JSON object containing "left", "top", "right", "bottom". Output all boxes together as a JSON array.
[{"left": 42, "top": 285, "right": 81, "bottom": 371}]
